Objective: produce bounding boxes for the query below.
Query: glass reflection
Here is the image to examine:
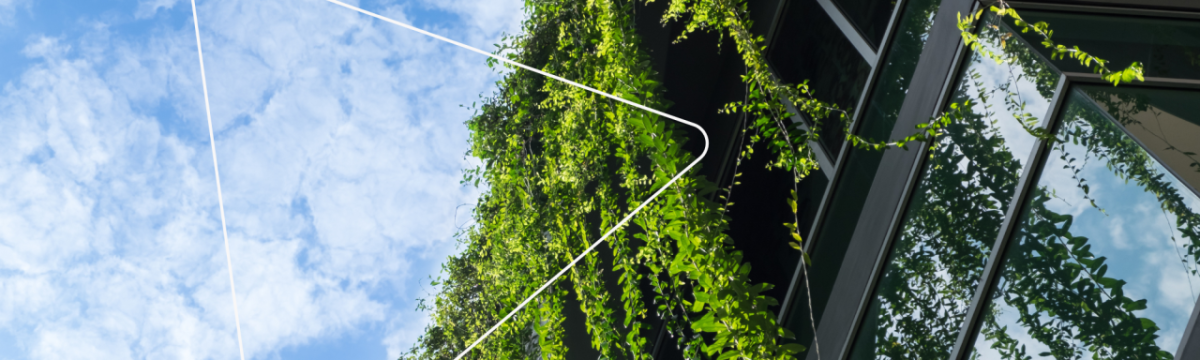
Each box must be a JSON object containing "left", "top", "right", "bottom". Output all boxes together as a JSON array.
[
  {"left": 783, "top": 0, "right": 941, "bottom": 355},
  {"left": 831, "top": 0, "right": 897, "bottom": 48},
  {"left": 1075, "top": 85, "right": 1200, "bottom": 196},
  {"left": 1015, "top": 11, "right": 1200, "bottom": 81},
  {"left": 769, "top": 0, "right": 872, "bottom": 155},
  {"left": 785, "top": 0, "right": 942, "bottom": 354},
  {"left": 848, "top": 14, "right": 1062, "bottom": 359},
  {"left": 969, "top": 88, "right": 1200, "bottom": 360}
]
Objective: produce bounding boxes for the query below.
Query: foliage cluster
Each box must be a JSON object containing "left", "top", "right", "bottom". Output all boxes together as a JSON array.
[
  {"left": 399, "top": 0, "right": 1173, "bottom": 359},
  {"left": 403, "top": 0, "right": 817, "bottom": 359},
  {"left": 857, "top": 6, "right": 1200, "bottom": 360}
]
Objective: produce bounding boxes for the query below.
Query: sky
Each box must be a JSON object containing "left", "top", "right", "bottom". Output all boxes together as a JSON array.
[
  {"left": 0, "top": 0, "right": 524, "bottom": 358},
  {"left": 972, "top": 92, "right": 1200, "bottom": 359}
]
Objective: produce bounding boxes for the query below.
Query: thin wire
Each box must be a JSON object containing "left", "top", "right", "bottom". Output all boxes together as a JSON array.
[
  {"left": 190, "top": 1, "right": 247, "bottom": 359},
  {"left": 320, "top": 1, "right": 709, "bottom": 359}
]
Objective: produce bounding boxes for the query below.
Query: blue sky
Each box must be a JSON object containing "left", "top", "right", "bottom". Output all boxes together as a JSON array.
[{"left": 0, "top": 0, "right": 523, "bottom": 358}]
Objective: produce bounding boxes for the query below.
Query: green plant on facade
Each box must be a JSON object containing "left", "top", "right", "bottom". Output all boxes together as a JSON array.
[{"left": 398, "top": 0, "right": 1181, "bottom": 359}]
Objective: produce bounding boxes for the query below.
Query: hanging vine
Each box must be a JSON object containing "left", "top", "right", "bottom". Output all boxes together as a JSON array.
[{"left": 398, "top": 0, "right": 1169, "bottom": 359}]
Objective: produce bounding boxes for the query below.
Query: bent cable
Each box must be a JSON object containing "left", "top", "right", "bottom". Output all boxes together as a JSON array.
[{"left": 321, "top": 1, "right": 710, "bottom": 359}]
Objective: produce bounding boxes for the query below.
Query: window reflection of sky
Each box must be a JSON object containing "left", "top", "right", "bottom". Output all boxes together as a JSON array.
[
  {"left": 848, "top": 13, "right": 1062, "bottom": 359},
  {"left": 960, "top": 36, "right": 1055, "bottom": 168},
  {"left": 973, "top": 89, "right": 1200, "bottom": 359}
]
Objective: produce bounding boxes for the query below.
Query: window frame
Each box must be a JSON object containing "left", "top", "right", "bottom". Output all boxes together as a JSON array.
[
  {"left": 725, "top": 0, "right": 1200, "bottom": 358},
  {"left": 834, "top": 2, "right": 1200, "bottom": 359},
  {"left": 777, "top": 0, "right": 985, "bottom": 357},
  {"left": 764, "top": 0, "right": 913, "bottom": 329},
  {"left": 761, "top": 0, "right": 895, "bottom": 178}
]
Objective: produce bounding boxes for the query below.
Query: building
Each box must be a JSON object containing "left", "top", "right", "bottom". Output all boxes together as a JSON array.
[{"left": 627, "top": 0, "right": 1200, "bottom": 359}]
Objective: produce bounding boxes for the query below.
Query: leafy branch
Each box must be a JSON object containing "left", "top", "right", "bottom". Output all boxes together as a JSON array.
[{"left": 957, "top": 1, "right": 1144, "bottom": 86}]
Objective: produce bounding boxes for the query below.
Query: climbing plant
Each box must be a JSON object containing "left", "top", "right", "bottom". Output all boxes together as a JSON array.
[{"left": 398, "top": 0, "right": 1173, "bottom": 359}]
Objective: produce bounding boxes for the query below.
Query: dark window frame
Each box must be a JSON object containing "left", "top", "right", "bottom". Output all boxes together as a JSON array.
[
  {"left": 815, "top": 0, "right": 883, "bottom": 63},
  {"left": 824, "top": 1, "right": 979, "bottom": 356},
  {"left": 705, "top": 0, "right": 1200, "bottom": 358},
  {"left": 766, "top": 0, "right": 911, "bottom": 327},
  {"left": 779, "top": 0, "right": 981, "bottom": 358},
  {"left": 761, "top": 0, "right": 897, "bottom": 176},
  {"left": 823, "top": 2, "right": 1200, "bottom": 359},
  {"left": 946, "top": 3, "right": 1200, "bottom": 358}
]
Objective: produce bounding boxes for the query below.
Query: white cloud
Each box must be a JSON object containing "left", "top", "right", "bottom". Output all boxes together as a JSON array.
[
  {"left": 416, "top": 0, "right": 525, "bottom": 37},
  {"left": 135, "top": 0, "right": 182, "bottom": 19},
  {"left": 0, "top": 35, "right": 239, "bottom": 359},
  {"left": 20, "top": 36, "right": 69, "bottom": 59},
  {"left": 0, "top": 0, "right": 519, "bottom": 358},
  {"left": 193, "top": 1, "right": 503, "bottom": 355}
]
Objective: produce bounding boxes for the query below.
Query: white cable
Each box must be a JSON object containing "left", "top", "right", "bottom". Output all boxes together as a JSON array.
[
  {"left": 321, "top": 1, "right": 709, "bottom": 358},
  {"left": 189, "top": 1, "right": 248, "bottom": 359}
]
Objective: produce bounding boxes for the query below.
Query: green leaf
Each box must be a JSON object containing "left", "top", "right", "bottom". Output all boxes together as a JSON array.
[
  {"left": 1141, "top": 318, "right": 1158, "bottom": 329},
  {"left": 1124, "top": 299, "right": 1148, "bottom": 311},
  {"left": 691, "top": 312, "right": 723, "bottom": 333},
  {"left": 1096, "top": 276, "right": 1125, "bottom": 289},
  {"left": 782, "top": 343, "right": 807, "bottom": 354}
]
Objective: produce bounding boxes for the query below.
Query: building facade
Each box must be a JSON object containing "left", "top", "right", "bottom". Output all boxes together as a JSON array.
[{"left": 636, "top": 0, "right": 1200, "bottom": 359}]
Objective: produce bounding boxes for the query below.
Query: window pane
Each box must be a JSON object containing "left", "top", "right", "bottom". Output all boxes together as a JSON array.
[
  {"left": 1075, "top": 85, "right": 1200, "bottom": 195},
  {"left": 831, "top": 0, "right": 897, "bottom": 48},
  {"left": 769, "top": 0, "right": 873, "bottom": 155},
  {"left": 848, "top": 13, "right": 1062, "bottom": 359},
  {"left": 968, "top": 87, "right": 1200, "bottom": 359},
  {"left": 782, "top": 0, "right": 942, "bottom": 354},
  {"left": 1015, "top": 10, "right": 1200, "bottom": 81}
]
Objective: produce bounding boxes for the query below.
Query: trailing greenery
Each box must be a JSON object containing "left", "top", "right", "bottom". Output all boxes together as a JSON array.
[
  {"left": 405, "top": 1, "right": 811, "bottom": 359},
  {"left": 958, "top": 3, "right": 1145, "bottom": 87},
  {"left": 398, "top": 0, "right": 1178, "bottom": 359}
]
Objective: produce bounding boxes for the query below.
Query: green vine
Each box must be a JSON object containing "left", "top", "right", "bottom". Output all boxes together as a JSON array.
[{"left": 399, "top": 0, "right": 1174, "bottom": 359}]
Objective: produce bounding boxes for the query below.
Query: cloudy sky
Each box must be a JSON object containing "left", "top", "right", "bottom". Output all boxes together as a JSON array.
[{"left": 0, "top": 0, "right": 523, "bottom": 358}]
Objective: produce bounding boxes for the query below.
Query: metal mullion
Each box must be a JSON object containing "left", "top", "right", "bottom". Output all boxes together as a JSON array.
[
  {"left": 992, "top": 14, "right": 1064, "bottom": 74},
  {"left": 759, "top": 65, "right": 839, "bottom": 177},
  {"left": 1175, "top": 295, "right": 1200, "bottom": 357},
  {"left": 774, "top": 0, "right": 911, "bottom": 325},
  {"left": 839, "top": 0, "right": 909, "bottom": 146},
  {"left": 1069, "top": 85, "right": 1200, "bottom": 199},
  {"left": 834, "top": 15, "right": 978, "bottom": 358},
  {"left": 764, "top": 0, "right": 791, "bottom": 51},
  {"left": 1047, "top": 76, "right": 1200, "bottom": 357},
  {"left": 784, "top": 102, "right": 839, "bottom": 179},
  {"left": 815, "top": 0, "right": 880, "bottom": 66},
  {"left": 1065, "top": 72, "right": 1200, "bottom": 90},
  {"left": 947, "top": 74, "right": 1070, "bottom": 360},
  {"left": 1005, "top": 0, "right": 1200, "bottom": 19},
  {"left": 834, "top": 130, "right": 932, "bottom": 360}
]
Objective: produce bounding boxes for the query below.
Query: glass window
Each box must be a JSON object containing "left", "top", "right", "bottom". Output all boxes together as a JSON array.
[
  {"left": 1074, "top": 86, "right": 1200, "bottom": 195},
  {"left": 1015, "top": 11, "right": 1200, "bottom": 81},
  {"left": 769, "top": 0, "right": 873, "bottom": 155},
  {"left": 782, "top": 0, "right": 941, "bottom": 355},
  {"left": 968, "top": 87, "right": 1200, "bottom": 359},
  {"left": 847, "top": 13, "right": 1063, "bottom": 359},
  {"left": 831, "top": 0, "right": 898, "bottom": 48}
]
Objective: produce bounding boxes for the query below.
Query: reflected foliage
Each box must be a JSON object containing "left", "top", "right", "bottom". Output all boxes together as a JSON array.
[
  {"left": 785, "top": 0, "right": 942, "bottom": 355},
  {"left": 1014, "top": 10, "right": 1200, "bottom": 82},
  {"left": 959, "top": 3, "right": 1145, "bottom": 86},
  {"left": 402, "top": 0, "right": 1200, "bottom": 359},
  {"left": 970, "top": 89, "right": 1200, "bottom": 360},
  {"left": 1074, "top": 86, "right": 1200, "bottom": 201},
  {"left": 849, "top": 12, "right": 1062, "bottom": 360}
]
